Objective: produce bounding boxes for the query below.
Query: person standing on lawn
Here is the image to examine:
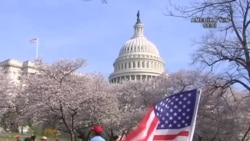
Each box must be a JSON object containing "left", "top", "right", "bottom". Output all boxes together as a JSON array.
[
  {"left": 15, "top": 136, "right": 21, "bottom": 141},
  {"left": 30, "top": 135, "right": 36, "bottom": 141}
]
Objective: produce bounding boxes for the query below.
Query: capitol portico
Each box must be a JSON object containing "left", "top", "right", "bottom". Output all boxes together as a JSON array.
[{"left": 109, "top": 11, "right": 165, "bottom": 83}]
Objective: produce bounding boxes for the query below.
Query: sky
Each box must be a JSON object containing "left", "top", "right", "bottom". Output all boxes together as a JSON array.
[{"left": 0, "top": 0, "right": 209, "bottom": 78}]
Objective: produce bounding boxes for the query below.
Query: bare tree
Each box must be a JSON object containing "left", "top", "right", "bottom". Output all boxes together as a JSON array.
[
  {"left": 165, "top": 0, "right": 250, "bottom": 139},
  {"left": 166, "top": 0, "right": 250, "bottom": 92}
]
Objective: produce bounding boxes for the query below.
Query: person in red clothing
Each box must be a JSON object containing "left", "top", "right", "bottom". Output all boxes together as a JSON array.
[
  {"left": 15, "top": 136, "right": 21, "bottom": 141},
  {"left": 90, "top": 125, "right": 106, "bottom": 141}
]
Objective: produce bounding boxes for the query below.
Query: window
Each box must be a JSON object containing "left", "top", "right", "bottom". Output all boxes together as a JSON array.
[{"left": 131, "top": 75, "right": 135, "bottom": 80}]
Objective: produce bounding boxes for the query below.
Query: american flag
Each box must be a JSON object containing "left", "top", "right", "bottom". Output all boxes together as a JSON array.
[
  {"left": 123, "top": 89, "right": 200, "bottom": 141},
  {"left": 30, "top": 38, "right": 37, "bottom": 43}
]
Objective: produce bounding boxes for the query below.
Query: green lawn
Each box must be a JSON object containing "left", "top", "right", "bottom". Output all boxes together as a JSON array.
[{"left": 0, "top": 134, "right": 67, "bottom": 141}]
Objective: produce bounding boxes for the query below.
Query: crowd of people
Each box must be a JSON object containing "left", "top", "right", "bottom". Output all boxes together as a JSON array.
[
  {"left": 14, "top": 125, "right": 120, "bottom": 141},
  {"left": 15, "top": 135, "right": 48, "bottom": 141},
  {"left": 89, "top": 125, "right": 120, "bottom": 141}
]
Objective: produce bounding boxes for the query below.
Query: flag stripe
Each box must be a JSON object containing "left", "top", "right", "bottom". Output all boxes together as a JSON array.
[
  {"left": 154, "top": 127, "right": 191, "bottom": 134},
  {"left": 153, "top": 136, "right": 189, "bottom": 141},
  {"left": 153, "top": 131, "right": 189, "bottom": 140},
  {"left": 124, "top": 107, "right": 156, "bottom": 141},
  {"left": 133, "top": 107, "right": 154, "bottom": 139},
  {"left": 144, "top": 112, "right": 159, "bottom": 141}
]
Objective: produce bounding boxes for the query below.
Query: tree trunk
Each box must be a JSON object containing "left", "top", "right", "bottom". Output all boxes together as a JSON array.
[{"left": 70, "top": 130, "right": 76, "bottom": 141}]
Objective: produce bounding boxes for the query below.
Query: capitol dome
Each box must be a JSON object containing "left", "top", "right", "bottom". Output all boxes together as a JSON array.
[{"left": 109, "top": 11, "right": 165, "bottom": 83}]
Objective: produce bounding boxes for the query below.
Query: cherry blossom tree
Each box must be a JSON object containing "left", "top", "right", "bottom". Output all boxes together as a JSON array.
[
  {"left": 102, "top": 79, "right": 168, "bottom": 139},
  {"left": 0, "top": 69, "right": 15, "bottom": 109},
  {"left": 21, "top": 59, "right": 118, "bottom": 141},
  {"left": 238, "top": 94, "right": 250, "bottom": 141},
  {"left": 0, "top": 70, "right": 11, "bottom": 110},
  {"left": 0, "top": 69, "right": 20, "bottom": 132}
]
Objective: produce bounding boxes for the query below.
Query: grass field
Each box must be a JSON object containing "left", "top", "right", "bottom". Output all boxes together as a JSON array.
[{"left": 0, "top": 133, "right": 67, "bottom": 141}]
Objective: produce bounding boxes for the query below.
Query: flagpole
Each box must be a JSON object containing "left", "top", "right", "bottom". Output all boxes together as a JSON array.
[
  {"left": 188, "top": 89, "right": 202, "bottom": 141},
  {"left": 35, "top": 38, "right": 39, "bottom": 60}
]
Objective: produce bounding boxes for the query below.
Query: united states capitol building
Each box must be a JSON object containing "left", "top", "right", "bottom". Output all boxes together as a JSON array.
[
  {"left": 109, "top": 11, "right": 165, "bottom": 83},
  {"left": 0, "top": 12, "right": 165, "bottom": 133},
  {"left": 0, "top": 11, "right": 165, "bottom": 84}
]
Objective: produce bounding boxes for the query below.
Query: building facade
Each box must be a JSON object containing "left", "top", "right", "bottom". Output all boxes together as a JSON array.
[
  {"left": 0, "top": 59, "right": 37, "bottom": 84},
  {"left": 109, "top": 11, "right": 165, "bottom": 83}
]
